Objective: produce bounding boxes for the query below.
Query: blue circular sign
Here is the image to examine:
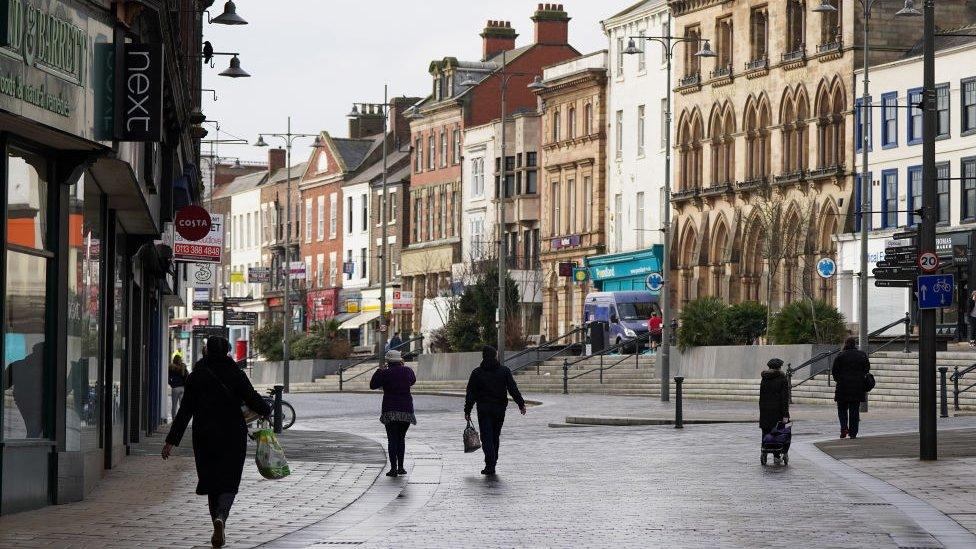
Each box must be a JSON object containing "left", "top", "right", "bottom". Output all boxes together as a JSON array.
[
  {"left": 645, "top": 272, "right": 664, "bottom": 291},
  {"left": 817, "top": 257, "right": 837, "bottom": 279}
]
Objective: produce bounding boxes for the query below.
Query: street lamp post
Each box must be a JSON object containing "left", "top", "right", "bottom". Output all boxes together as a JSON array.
[
  {"left": 462, "top": 53, "right": 542, "bottom": 365},
  {"left": 255, "top": 118, "right": 319, "bottom": 393},
  {"left": 625, "top": 26, "right": 715, "bottom": 402}
]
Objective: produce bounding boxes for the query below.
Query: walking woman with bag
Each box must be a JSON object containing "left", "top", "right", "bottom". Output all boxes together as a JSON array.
[
  {"left": 161, "top": 337, "right": 271, "bottom": 548},
  {"left": 370, "top": 349, "right": 416, "bottom": 477},
  {"left": 831, "top": 337, "right": 871, "bottom": 439},
  {"left": 168, "top": 354, "right": 188, "bottom": 421}
]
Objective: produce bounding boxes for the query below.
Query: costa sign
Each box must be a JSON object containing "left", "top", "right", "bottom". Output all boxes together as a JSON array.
[{"left": 175, "top": 205, "right": 212, "bottom": 241}]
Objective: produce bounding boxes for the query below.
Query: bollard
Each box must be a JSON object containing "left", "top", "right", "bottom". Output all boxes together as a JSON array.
[
  {"left": 339, "top": 366, "right": 344, "bottom": 392},
  {"left": 786, "top": 364, "right": 793, "bottom": 404},
  {"left": 939, "top": 367, "right": 949, "bottom": 418},
  {"left": 904, "top": 312, "right": 911, "bottom": 353},
  {"left": 599, "top": 363, "right": 603, "bottom": 384},
  {"left": 954, "top": 366, "right": 961, "bottom": 411},
  {"left": 674, "top": 377, "right": 684, "bottom": 429},
  {"left": 562, "top": 359, "right": 569, "bottom": 395},
  {"left": 273, "top": 384, "right": 284, "bottom": 434}
]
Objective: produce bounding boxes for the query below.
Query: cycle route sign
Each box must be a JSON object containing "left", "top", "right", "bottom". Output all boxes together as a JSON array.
[{"left": 917, "top": 274, "right": 954, "bottom": 309}]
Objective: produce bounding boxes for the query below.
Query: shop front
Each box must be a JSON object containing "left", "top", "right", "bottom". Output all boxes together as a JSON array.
[
  {"left": 1, "top": 0, "right": 196, "bottom": 514},
  {"left": 585, "top": 246, "right": 663, "bottom": 292}
]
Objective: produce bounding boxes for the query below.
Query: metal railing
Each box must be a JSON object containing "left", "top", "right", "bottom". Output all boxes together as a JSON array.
[
  {"left": 561, "top": 333, "right": 653, "bottom": 394},
  {"left": 950, "top": 364, "right": 976, "bottom": 411},
  {"left": 338, "top": 334, "right": 424, "bottom": 391},
  {"left": 788, "top": 313, "right": 911, "bottom": 396},
  {"left": 507, "top": 324, "right": 589, "bottom": 374}
]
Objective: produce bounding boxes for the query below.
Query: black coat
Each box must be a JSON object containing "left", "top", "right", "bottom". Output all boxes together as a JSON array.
[
  {"left": 759, "top": 369, "right": 790, "bottom": 432},
  {"left": 832, "top": 349, "right": 871, "bottom": 403},
  {"left": 464, "top": 359, "right": 525, "bottom": 415},
  {"left": 166, "top": 355, "right": 270, "bottom": 495}
]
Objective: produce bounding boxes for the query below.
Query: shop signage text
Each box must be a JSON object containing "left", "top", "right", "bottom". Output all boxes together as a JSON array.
[
  {"left": 1, "top": 0, "right": 88, "bottom": 83},
  {"left": 117, "top": 42, "right": 162, "bottom": 141},
  {"left": 175, "top": 205, "right": 212, "bottom": 241},
  {"left": 174, "top": 213, "right": 223, "bottom": 263}
]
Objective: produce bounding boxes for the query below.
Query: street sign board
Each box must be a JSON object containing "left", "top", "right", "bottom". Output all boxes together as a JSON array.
[
  {"left": 875, "top": 279, "right": 914, "bottom": 288},
  {"left": 192, "top": 300, "right": 221, "bottom": 309},
  {"left": 893, "top": 231, "right": 918, "bottom": 241},
  {"left": 188, "top": 262, "right": 216, "bottom": 288},
  {"left": 645, "top": 272, "right": 664, "bottom": 291},
  {"left": 192, "top": 325, "right": 228, "bottom": 339},
  {"left": 225, "top": 311, "right": 258, "bottom": 325},
  {"left": 918, "top": 251, "right": 940, "bottom": 273},
  {"left": 174, "top": 205, "right": 212, "bottom": 241},
  {"left": 816, "top": 258, "right": 836, "bottom": 279},
  {"left": 392, "top": 291, "right": 414, "bottom": 310},
  {"left": 286, "top": 262, "right": 307, "bottom": 280},
  {"left": 872, "top": 267, "right": 917, "bottom": 277},
  {"left": 224, "top": 296, "right": 249, "bottom": 306},
  {"left": 918, "top": 274, "right": 954, "bottom": 309},
  {"left": 886, "top": 245, "right": 917, "bottom": 254},
  {"left": 174, "top": 213, "right": 223, "bottom": 263},
  {"left": 876, "top": 260, "right": 915, "bottom": 268},
  {"left": 248, "top": 267, "right": 270, "bottom": 283}
]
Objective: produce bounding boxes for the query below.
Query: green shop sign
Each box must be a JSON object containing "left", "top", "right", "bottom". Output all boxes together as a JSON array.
[{"left": 1, "top": 0, "right": 87, "bottom": 83}]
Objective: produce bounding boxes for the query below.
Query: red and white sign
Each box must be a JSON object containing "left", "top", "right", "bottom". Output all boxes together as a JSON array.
[
  {"left": 393, "top": 290, "right": 414, "bottom": 310},
  {"left": 174, "top": 214, "right": 223, "bottom": 263},
  {"left": 918, "top": 251, "right": 940, "bottom": 273},
  {"left": 174, "top": 205, "right": 212, "bottom": 241}
]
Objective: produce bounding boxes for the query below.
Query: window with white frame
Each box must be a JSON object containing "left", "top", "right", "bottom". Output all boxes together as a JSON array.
[
  {"left": 636, "top": 192, "right": 645, "bottom": 248},
  {"left": 305, "top": 199, "right": 312, "bottom": 242},
  {"left": 452, "top": 129, "right": 461, "bottom": 164},
  {"left": 440, "top": 132, "right": 448, "bottom": 167},
  {"left": 637, "top": 30, "right": 646, "bottom": 71},
  {"left": 361, "top": 193, "right": 368, "bottom": 232},
  {"left": 360, "top": 247, "right": 367, "bottom": 278},
  {"left": 329, "top": 251, "right": 337, "bottom": 286},
  {"left": 615, "top": 110, "right": 624, "bottom": 159},
  {"left": 317, "top": 195, "right": 325, "bottom": 240},
  {"left": 471, "top": 157, "right": 484, "bottom": 197},
  {"left": 660, "top": 98, "right": 668, "bottom": 149},
  {"left": 551, "top": 180, "right": 561, "bottom": 236},
  {"left": 583, "top": 176, "right": 592, "bottom": 232},
  {"left": 389, "top": 191, "right": 397, "bottom": 223},
  {"left": 347, "top": 196, "right": 353, "bottom": 233},
  {"left": 316, "top": 253, "right": 324, "bottom": 287},
  {"left": 329, "top": 193, "right": 337, "bottom": 238},
  {"left": 427, "top": 135, "right": 435, "bottom": 170},
  {"left": 415, "top": 137, "right": 422, "bottom": 172},
  {"left": 616, "top": 36, "right": 624, "bottom": 76},
  {"left": 614, "top": 193, "right": 623, "bottom": 251},
  {"left": 637, "top": 105, "right": 646, "bottom": 156}
]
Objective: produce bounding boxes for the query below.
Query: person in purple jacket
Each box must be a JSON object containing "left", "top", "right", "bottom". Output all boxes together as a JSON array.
[{"left": 370, "top": 349, "right": 416, "bottom": 477}]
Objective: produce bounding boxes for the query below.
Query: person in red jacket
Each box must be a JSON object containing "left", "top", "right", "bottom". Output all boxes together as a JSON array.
[{"left": 648, "top": 312, "right": 663, "bottom": 352}]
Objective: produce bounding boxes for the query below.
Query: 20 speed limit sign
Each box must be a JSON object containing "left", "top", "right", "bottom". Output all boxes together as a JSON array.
[{"left": 918, "top": 252, "right": 940, "bottom": 273}]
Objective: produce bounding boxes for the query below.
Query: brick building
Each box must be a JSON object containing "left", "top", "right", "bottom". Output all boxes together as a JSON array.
[
  {"left": 535, "top": 50, "right": 609, "bottom": 338},
  {"left": 259, "top": 148, "right": 305, "bottom": 327},
  {"left": 667, "top": 0, "right": 976, "bottom": 315},
  {"left": 402, "top": 3, "right": 581, "bottom": 335}
]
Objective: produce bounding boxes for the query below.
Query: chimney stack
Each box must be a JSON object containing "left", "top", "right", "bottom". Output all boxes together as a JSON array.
[
  {"left": 532, "top": 4, "right": 570, "bottom": 45},
  {"left": 481, "top": 20, "right": 518, "bottom": 61},
  {"left": 268, "top": 148, "right": 286, "bottom": 174},
  {"left": 348, "top": 104, "right": 386, "bottom": 138}
]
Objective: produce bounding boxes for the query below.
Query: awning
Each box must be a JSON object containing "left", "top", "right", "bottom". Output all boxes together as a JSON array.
[
  {"left": 331, "top": 312, "right": 357, "bottom": 324},
  {"left": 338, "top": 311, "right": 380, "bottom": 331}
]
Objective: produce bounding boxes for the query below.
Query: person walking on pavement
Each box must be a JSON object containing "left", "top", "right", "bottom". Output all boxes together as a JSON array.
[
  {"left": 648, "top": 311, "right": 663, "bottom": 352},
  {"left": 464, "top": 345, "right": 526, "bottom": 475},
  {"left": 967, "top": 291, "right": 976, "bottom": 346},
  {"left": 832, "top": 337, "right": 871, "bottom": 439},
  {"left": 759, "top": 358, "right": 790, "bottom": 459},
  {"left": 387, "top": 331, "right": 403, "bottom": 352},
  {"left": 161, "top": 336, "right": 271, "bottom": 548},
  {"left": 168, "top": 354, "right": 189, "bottom": 421},
  {"left": 370, "top": 349, "right": 416, "bottom": 477}
]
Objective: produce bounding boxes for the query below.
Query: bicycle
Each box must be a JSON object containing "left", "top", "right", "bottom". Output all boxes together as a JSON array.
[{"left": 245, "top": 388, "right": 296, "bottom": 430}]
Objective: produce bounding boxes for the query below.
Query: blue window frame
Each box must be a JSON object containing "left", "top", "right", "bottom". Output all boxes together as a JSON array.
[
  {"left": 962, "top": 157, "right": 976, "bottom": 222},
  {"left": 907, "top": 165, "right": 922, "bottom": 226},
  {"left": 855, "top": 171, "right": 872, "bottom": 232},
  {"left": 937, "top": 83, "right": 950, "bottom": 138},
  {"left": 881, "top": 169, "right": 898, "bottom": 228},
  {"left": 855, "top": 98, "right": 872, "bottom": 152},
  {"left": 881, "top": 92, "right": 898, "bottom": 148},
  {"left": 937, "top": 162, "right": 950, "bottom": 224},
  {"left": 907, "top": 87, "right": 923, "bottom": 145}
]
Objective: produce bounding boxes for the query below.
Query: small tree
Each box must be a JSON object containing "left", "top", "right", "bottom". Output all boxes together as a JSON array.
[
  {"left": 677, "top": 296, "right": 730, "bottom": 351},
  {"left": 252, "top": 320, "right": 285, "bottom": 361},
  {"left": 725, "top": 301, "right": 768, "bottom": 345},
  {"left": 442, "top": 261, "right": 520, "bottom": 352},
  {"left": 768, "top": 299, "right": 847, "bottom": 345}
]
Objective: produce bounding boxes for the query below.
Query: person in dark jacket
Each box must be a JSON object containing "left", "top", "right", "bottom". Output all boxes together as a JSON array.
[
  {"left": 387, "top": 332, "right": 404, "bottom": 352},
  {"left": 168, "top": 354, "right": 189, "bottom": 421},
  {"left": 759, "top": 358, "right": 790, "bottom": 457},
  {"left": 464, "top": 345, "right": 526, "bottom": 475},
  {"left": 832, "top": 337, "right": 870, "bottom": 439},
  {"left": 162, "top": 337, "right": 270, "bottom": 548},
  {"left": 370, "top": 349, "right": 416, "bottom": 477}
]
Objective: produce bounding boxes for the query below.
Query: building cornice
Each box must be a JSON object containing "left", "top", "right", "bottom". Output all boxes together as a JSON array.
[{"left": 668, "top": 0, "right": 727, "bottom": 18}]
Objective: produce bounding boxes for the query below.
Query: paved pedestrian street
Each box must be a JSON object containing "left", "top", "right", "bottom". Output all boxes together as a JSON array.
[{"left": 3, "top": 393, "right": 976, "bottom": 548}]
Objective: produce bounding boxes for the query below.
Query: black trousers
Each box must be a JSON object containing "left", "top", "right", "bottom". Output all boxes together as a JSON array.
[
  {"left": 477, "top": 405, "right": 507, "bottom": 468},
  {"left": 968, "top": 316, "right": 976, "bottom": 342},
  {"left": 207, "top": 493, "right": 235, "bottom": 522},
  {"left": 384, "top": 421, "right": 410, "bottom": 469},
  {"left": 837, "top": 401, "right": 861, "bottom": 435}
]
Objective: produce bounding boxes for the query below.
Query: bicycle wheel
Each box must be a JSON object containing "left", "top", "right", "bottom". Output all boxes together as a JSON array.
[{"left": 279, "top": 401, "right": 296, "bottom": 430}]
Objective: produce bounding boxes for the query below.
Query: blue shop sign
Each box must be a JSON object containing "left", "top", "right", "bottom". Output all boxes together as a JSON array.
[{"left": 586, "top": 246, "right": 663, "bottom": 290}]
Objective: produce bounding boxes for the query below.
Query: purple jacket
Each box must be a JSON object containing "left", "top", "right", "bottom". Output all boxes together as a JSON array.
[{"left": 370, "top": 364, "right": 416, "bottom": 414}]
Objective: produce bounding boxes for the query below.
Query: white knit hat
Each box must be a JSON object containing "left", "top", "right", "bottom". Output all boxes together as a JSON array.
[{"left": 385, "top": 349, "right": 402, "bottom": 362}]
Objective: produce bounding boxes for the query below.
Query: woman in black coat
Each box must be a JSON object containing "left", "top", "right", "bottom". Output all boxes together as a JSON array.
[
  {"left": 831, "top": 337, "right": 870, "bottom": 439},
  {"left": 162, "top": 337, "right": 270, "bottom": 548},
  {"left": 759, "top": 358, "right": 790, "bottom": 435}
]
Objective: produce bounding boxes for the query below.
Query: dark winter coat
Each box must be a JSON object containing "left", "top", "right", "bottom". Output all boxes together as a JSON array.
[
  {"left": 759, "top": 369, "right": 790, "bottom": 433},
  {"left": 832, "top": 349, "right": 871, "bottom": 403},
  {"left": 369, "top": 363, "right": 416, "bottom": 414},
  {"left": 166, "top": 354, "right": 270, "bottom": 495},
  {"left": 464, "top": 358, "right": 525, "bottom": 415}
]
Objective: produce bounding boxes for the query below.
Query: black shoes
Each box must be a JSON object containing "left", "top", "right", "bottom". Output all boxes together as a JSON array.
[
  {"left": 211, "top": 518, "right": 225, "bottom": 548},
  {"left": 396, "top": 468, "right": 407, "bottom": 475},
  {"left": 480, "top": 466, "right": 496, "bottom": 475},
  {"left": 386, "top": 469, "right": 398, "bottom": 477}
]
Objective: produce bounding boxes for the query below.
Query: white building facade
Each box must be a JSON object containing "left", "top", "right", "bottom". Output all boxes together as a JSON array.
[
  {"left": 229, "top": 184, "right": 265, "bottom": 344},
  {"left": 838, "top": 40, "right": 976, "bottom": 338},
  {"left": 342, "top": 181, "right": 372, "bottom": 291}
]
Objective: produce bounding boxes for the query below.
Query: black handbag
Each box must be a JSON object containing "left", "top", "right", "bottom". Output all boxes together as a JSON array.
[
  {"left": 463, "top": 420, "right": 481, "bottom": 453},
  {"left": 864, "top": 372, "right": 876, "bottom": 393}
]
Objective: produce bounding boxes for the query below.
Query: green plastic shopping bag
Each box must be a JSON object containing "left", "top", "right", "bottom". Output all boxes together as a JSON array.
[{"left": 254, "top": 421, "right": 291, "bottom": 480}]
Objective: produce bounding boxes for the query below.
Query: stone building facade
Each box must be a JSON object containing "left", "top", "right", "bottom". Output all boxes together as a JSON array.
[
  {"left": 667, "top": 0, "right": 976, "bottom": 313},
  {"left": 536, "top": 50, "right": 609, "bottom": 338}
]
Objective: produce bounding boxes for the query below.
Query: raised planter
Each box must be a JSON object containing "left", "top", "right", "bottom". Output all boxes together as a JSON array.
[
  {"left": 672, "top": 344, "right": 837, "bottom": 380},
  {"left": 248, "top": 359, "right": 349, "bottom": 385}
]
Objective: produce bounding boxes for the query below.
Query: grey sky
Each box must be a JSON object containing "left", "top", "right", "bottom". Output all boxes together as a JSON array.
[{"left": 202, "top": 0, "right": 636, "bottom": 163}]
